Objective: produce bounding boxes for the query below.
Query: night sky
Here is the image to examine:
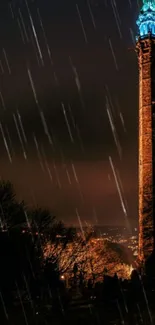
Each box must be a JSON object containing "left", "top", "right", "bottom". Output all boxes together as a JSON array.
[{"left": 0, "top": 0, "right": 140, "bottom": 227}]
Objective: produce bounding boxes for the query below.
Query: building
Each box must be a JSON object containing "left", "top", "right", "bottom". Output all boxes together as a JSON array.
[{"left": 136, "top": 0, "right": 155, "bottom": 262}]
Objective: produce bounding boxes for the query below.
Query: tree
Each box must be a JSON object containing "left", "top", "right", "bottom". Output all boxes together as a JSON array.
[
  {"left": 27, "top": 207, "right": 56, "bottom": 234},
  {"left": 44, "top": 235, "right": 133, "bottom": 283},
  {"left": 0, "top": 180, "right": 26, "bottom": 230},
  {"left": 0, "top": 182, "right": 49, "bottom": 304},
  {"left": 44, "top": 227, "right": 92, "bottom": 277}
]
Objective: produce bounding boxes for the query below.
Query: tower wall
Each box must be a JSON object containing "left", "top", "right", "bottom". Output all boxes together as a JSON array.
[{"left": 136, "top": 38, "right": 155, "bottom": 261}]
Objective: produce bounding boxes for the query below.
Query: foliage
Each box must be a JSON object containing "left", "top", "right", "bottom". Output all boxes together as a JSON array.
[
  {"left": 0, "top": 180, "right": 26, "bottom": 230},
  {"left": 44, "top": 235, "right": 132, "bottom": 282},
  {"left": 0, "top": 180, "right": 76, "bottom": 304},
  {"left": 0, "top": 179, "right": 132, "bottom": 306}
]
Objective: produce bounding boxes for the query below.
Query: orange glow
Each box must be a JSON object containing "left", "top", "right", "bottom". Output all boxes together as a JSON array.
[
  {"left": 44, "top": 238, "right": 132, "bottom": 282},
  {"left": 136, "top": 38, "right": 155, "bottom": 262}
]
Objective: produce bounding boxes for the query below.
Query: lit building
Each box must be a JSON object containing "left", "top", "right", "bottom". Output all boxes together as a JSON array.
[{"left": 136, "top": 0, "right": 155, "bottom": 261}]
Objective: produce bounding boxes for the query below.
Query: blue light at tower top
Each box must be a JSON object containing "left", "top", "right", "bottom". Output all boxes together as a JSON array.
[{"left": 136, "top": 0, "right": 155, "bottom": 39}]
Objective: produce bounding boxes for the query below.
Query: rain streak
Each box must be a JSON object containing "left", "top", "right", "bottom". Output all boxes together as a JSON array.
[{"left": 0, "top": 0, "right": 145, "bottom": 324}]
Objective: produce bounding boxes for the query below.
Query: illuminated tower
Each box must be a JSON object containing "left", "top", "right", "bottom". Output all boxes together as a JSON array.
[{"left": 136, "top": 0, "right": 155, "bottom": 262}]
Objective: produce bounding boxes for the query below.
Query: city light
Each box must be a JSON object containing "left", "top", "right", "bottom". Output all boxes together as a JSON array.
[{"left": 60, "top": 275, "right": 65, "bottom": 279}]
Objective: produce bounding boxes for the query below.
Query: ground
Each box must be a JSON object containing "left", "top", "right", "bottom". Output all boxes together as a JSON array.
[{"left": 1, "top": 297, "right": 155, "bottom": 325}]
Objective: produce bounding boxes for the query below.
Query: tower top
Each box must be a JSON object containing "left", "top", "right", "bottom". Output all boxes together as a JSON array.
[
  {"left": 136, "top": 0, "right": 155, "bottom": 39},
  {"left": 142, "top": 0, "right": 155, "bottom": 10}
]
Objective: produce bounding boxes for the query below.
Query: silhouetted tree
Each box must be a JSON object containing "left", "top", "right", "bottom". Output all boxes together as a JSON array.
[
  {"left": 0, "top": 181, "right": 69, "bottom": 306},
  {"left": 28, "top": 207, "right": 56, "bottom": 234},
  {"left": 0, "top": 180, "right": 26, "bottom": 230}
]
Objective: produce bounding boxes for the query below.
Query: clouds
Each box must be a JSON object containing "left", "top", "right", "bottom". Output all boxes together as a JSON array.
[
  {"left": 0, "top": 0, "right": 138, "bottom": 226},
  {"left": 0, "top": 151, "right": 137, "bottom": 226}
]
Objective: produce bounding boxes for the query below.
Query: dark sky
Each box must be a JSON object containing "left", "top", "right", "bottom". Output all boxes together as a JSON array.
[{"left": 0, "top": 0, "right": 139, "bottom": 227}]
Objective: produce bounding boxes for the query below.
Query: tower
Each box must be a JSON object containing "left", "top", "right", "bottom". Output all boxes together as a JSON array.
[{"left": 136, "top": 0, "right": 155, "bottom": 262}]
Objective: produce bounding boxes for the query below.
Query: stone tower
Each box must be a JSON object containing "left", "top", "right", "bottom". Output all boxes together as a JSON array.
[{"left": 136, "top": 0, "right": 155, "bottom": 262}]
